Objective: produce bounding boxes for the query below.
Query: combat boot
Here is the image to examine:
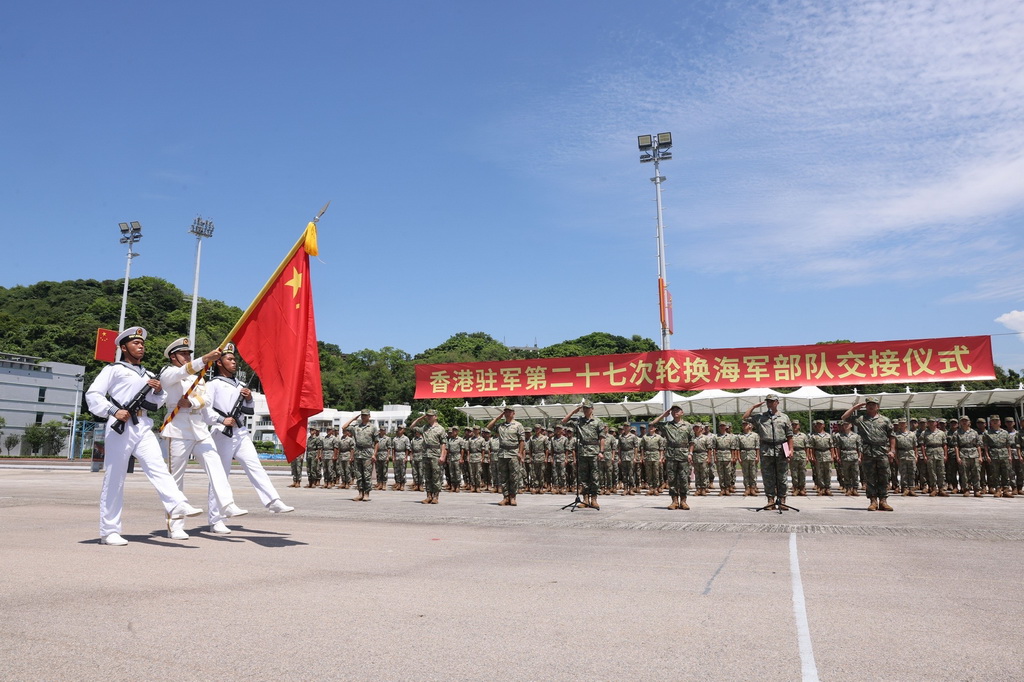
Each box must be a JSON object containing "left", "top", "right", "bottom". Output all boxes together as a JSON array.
[
  {"left": 867, "top": 498, "right": 878, "bottom": 511},
  {"left": 509, "top": 495, "right": 517, "bottom": 506},
  {"left": 929, "top": 488, "right": 937, "bottom": 497},
  {"left": 975, "top": 491, "right": 984, "bottom": 498},
  {"left": 589, "top": 496, "right": 600, "bottom": 510},
  {"left": 679, "top": 497, "right": 690, "bottom": 510},
  {"left": 938, "top": 489, "right": 949, "bottom": 497},
  {"left": 878, "top": 498, "right": 893, "bottom": 511},
  {"left": 907, "top": 489, "right": 917, "bottom": 497},
  {"left": 1005, "top": 488, "right": 1015, "bottom": 498},
  {"left": 668, "top": 496, "right": 679, "bottom": 510},
  {"left": 421, "top": 494, "right": 432, "bottom": 504},
  {"left": 498, "top": 496, "right": 509, "bottom": 506},
  {"left": 777, "top": 497, "right": 788, "bottom": 510},
  {"left": 430, "top": 493, "right": 439, "bottom": 504},
  {"left": 765, "top": 496, "right": 775, "bottom": 509},
  {"left": 353, "top": 492, "right": 364, "bottom": 502}
]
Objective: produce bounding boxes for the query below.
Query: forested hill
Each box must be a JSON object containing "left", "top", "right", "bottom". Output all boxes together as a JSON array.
[{"left": 0, "top": 278, "right": 659, "bottom": 416}]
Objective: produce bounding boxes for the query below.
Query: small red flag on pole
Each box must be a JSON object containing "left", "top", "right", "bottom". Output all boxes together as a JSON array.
[{"left": 95, "top": 328, "right": 117, "bottom": 363}]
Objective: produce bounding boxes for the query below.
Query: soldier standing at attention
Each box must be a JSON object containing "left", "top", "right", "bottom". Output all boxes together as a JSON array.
[
  {"left": 833, "top": 421, "right": 862, "bottom": 496},
  {"left": 343, "top": 410, "right": 378, "bottom": 502},
  {"left": 409, "top": 410, "right": 447, "bottom": 504},
  {"left": 486, "top": 406, "right": 526, "bottom": 506},
  {"left": 919, "top": 417, "right": 948, "bottom": 496},
  {"left": 894, "top": 419, "right": 919, "bottom": 496},
  {"left": 690, "top": 424, "right": 713, "bottom": 495},
  {"left": 289, "top": 441, "right": 304, "bottom": 488},
  {"left": 305, "top": 428, "right": 324, "bottom": 488},
  {"left": 85, "top": 327, "right": 205, "bottom": 545},
  {"left": 562, "top": 400, "right": 606, "bottom": 510},
  {"left": 743, "top": 394, "right": 794, "bottom": 510},
  {"left": 321, "top": 428, "right": 338, "bottom": 489},
  {"left": 808, "top": 419, "right": 835, "bottom": 495},
  {"left": 640, "top": 424, "right": 663, "bottom": 495},
  {"left": 445, "top": 426, "right": 465, "bottom": 493},
  {"left": 527, "top": 424, "right": 548, "bottom": 494},
  {"left": 737, "top": 419, "right": 760, "bottom": 496},
  {"left": 409, "top": 426, "right": 425, "bottom": 492},
  {"left": 712, "top": 421, "right": 739, "bottom": 496},
  {"left": 789, "top": 419, "right": 810, "bottom": 496},
  {"left": 1007, "top": 417, "right": 1024, "bottom": 495},
  {"left": 549, "top": 425, "right": 569, "bottom": 494},
  {"left": 841, "top": 397, "right": 895, "bottom": 511},
  {"left": 617, "top": 423, "right": 639, "bottom": 495},
  {"left": 650, "top": 404, "right": 694, "bottom": 510},
  {"left": 337, "top": 428, "right": 355, "bottom": 489},
  {"left": 954, "top": 416, "right": 983, "bottom": 497},
  {"left": 465, "top": 426, "right": 484, "bottom": 493},
  {"left": 601, "top": 425, "right": 619, "bottom": 494},
  {"left": 391, "top": 425, "right": 411, "bottom": 491},
  {"left": 983, "top": 415, "right": 1014, "bottom": 497},
  {"left": 374, "top": 425, "right": 392, "bottom": 491}
]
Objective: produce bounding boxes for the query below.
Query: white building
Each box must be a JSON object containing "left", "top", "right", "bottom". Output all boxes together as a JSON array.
[
  {"left": 0, "top": 352, "right": 85, "bottom": 456},
  {"left": 248, "top": 390, "right": 411, "bottom": 449}
]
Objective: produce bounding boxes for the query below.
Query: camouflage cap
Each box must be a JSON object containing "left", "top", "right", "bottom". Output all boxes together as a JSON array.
[
  {"left": 533, "top": 424, "right": 543, "bottom": 430},
  {"left": 926, "top": 416, "right": 936, "bottom": 422},
  {"left": 412, "top": 426, "right": 423, "bottom": 434},
  {"left": 937, "top": 417, "right": 947, "bottom": 424},
  {"left": 425, "top": 409, "right": 437, "bottom": 416},
  {"left": 812, "top": 419, "right": 825, "bottom": 425},
  {"left": 865, "top": 396, "right": 880, "bottom": 405},
  {"left": 1006, "top": 417, "right": 1016, "bottom": 423},
  {"left": 481, "top": 427, "right": 491, "bottom": 434},
  {"left": 501, "top": 405, "right": 515, "bottom": 412},
  {"left": 581, "top": 399, "right": 594, "bottom": 409},
  {"left": 989, "top": 414, "right": 1002, "bottom": 420},
  {"left": 360, "top": 409, "right": 371, "bottom": 415},
  {"left": 765, "top": 393, "right": 780, "bottom": 401}
]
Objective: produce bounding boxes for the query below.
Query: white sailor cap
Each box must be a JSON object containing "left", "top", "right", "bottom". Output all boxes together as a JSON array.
[
  {"left": 115, "top": 327, "right": 148, "bottom": 346},
  {"left": 164, "top": 337, "right": 192, "bottom": 359}
]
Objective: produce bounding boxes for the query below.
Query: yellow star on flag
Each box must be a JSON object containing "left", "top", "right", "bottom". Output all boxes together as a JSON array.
[{"left": 285, "top": 267, "right": 302, "bottom": 298}]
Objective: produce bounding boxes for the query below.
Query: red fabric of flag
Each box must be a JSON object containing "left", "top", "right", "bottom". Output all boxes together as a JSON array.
[
  {"left": 234, "top": 248, "right": 323, "bottom": 462},
  {"left": 95, "top": 328, "right": 117, "bottom": 363}
]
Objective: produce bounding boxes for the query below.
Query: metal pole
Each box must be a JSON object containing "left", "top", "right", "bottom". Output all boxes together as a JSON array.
[
  {"left": 116, "top": 241, "right": 134, "bottom": 361},
  {"left": 652, "top": 156, "right": 671, "bottom": 412},
  {"left": 188, "top": 235, "right": 203, "bottom": 346},
  {"left": 68, "top": 374, "right": 83, "bottom": 460}
]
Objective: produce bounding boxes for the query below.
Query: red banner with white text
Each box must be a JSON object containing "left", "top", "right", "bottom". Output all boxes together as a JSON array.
[{"left": 414, "top": 336, "right": 994, "bottom": 399}]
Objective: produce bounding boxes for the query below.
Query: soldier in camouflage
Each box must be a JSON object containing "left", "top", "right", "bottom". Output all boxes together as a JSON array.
[
  {"left": 842, "top": 398, "right": 895, "bottom": 511},
  {"left": 527, "top": 424, "right": 548, "bottom": 494},
  {"left": 305, "top": 428, "right": 324, "bottom": 488},
  {"left": 894, "top": 418, "right": 919, "bottom": 496},
  {"left": 486, "top": 406, "right": 526, "bottom": 505},
  {"left": 640, "top": 425, "right": 664, "bottom": 495},
  {"left": 954, "top": 416, "right": 983, "bottom": 497},
  {"left": 789, "top": 419, "right": 810, "bottom": 496},
  {"left": 743, "top": 394, "right": 794, "bottom": 510},
  {"left": 562, "top": 400, "right": 606, "bottom": 509},
  {"left": 983, "top": 415, "right": 1014, "bottom": 497},
  {"left": 391, "top": 424, "right": 410, "bottom": 491},
  {"left": 549, "top": 424, "right": 569, "bottom": 494},
  {"left": 650, "top": 404, "right": 693, "bottom": 509},
  {"left": 344, "top": 410, "right": 378, "bottom": 502},
  {"left": 712, "top": 421, "right": 738, "bottom": 496},
  {"left": 409, "top": 426, "right": 425, "bottom": 491},
  {"left": 617, "top": 423, "right": 639, "bottom": 495},
  {"left": 408, "top": 410, "right": 447, "bottom": 504},
  {"left": 690, "top": 424, "right": 714, "bottom": 495},
  {"left": 321, "top": 428, "right": 339, "bottom": 488},
  {"left": 737, "top": 419, "right": 760, "bottom": 496},
  {"left": 918, "top": 417, "right": 949, "bottom": 496},
  {"left": 1008, "top": 417, "right": 1024, "bottom": 494},
  {"left": 445, "top": 426, "right": 465, "bottom": 493},
  {"left": 374, "top": 426, "right": 392, "bottom": 491},
  {"left": 808, "top": 420, "right": 835, "bottom": 496},
  {"left": 337, "top": 427, "right": 355, "bottom": 489}
]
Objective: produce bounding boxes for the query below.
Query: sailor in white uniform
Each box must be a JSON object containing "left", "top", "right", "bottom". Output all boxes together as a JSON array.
[
  {"left": 206, "top": 347, "right": 294, "bottom": 529},
  {"left": 161, "top": 338, "right": 248, "bottom": 539},
  {"left": 85, "top": 327, "right": 204, "bottom": 546}
]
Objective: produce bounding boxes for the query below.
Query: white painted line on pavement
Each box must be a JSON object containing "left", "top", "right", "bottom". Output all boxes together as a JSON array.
[{"left": 790, "top": 532, "right": 820, "bottom": 682}]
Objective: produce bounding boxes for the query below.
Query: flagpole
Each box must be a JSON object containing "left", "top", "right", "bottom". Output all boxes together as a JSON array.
[{"left": 159, "top": 203, "right": 329, "bottom": 432}]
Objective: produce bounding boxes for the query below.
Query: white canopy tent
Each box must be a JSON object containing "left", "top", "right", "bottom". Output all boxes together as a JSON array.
[{"left": 455, "top": 385, "right": 1024, "bottom": 425}]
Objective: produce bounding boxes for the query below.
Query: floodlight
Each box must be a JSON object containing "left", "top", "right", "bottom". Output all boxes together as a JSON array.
[
  {"left": 657, "top": 132, "right": 672, "bottom": 148},
  {"left": 637, "top": 135, "right": 653, "bottom": 151},
  {"left": 118, "top": 222, "right": 130, "bottom": 234}
]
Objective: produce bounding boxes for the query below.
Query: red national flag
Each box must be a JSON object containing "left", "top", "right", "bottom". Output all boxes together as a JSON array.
[
  {"left": 95, "top": 328, "right": 117, "bottom": 363},
  {"left": 234, "top": 246, "right": 323, "bottom": 462}
]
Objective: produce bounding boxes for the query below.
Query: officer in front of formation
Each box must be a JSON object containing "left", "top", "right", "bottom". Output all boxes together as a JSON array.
[{"left": 562, "top": 400, "right": 606, "bottom": 509}]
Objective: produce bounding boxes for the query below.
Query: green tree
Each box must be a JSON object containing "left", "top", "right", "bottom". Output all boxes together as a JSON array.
[
  {"left": 22, "top": 421, "right": 68, "bottom": 456},
  {"left": 3, "top": 434, "right": 18, "bottom": 456}
]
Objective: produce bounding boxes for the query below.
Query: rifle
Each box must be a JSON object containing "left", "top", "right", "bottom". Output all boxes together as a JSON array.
[
  {"left": 110, "top": 368, "right": 162, "bottom": 435},
  {"left": 221, "top": 381, "right": 254, "bottom": 438}
]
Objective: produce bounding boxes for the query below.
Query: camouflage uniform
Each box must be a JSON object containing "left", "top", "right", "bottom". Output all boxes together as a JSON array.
[
  {"left": 618, "top": 429, "right": 639, "bottom": 492},
  {"left": 337, "top": 432, "right": 355, "bottom": 487},
  {"left": 305, "top": 432, "right": 324, "bottom": 487},
  {"left": 846, "top": 412, "right": 893, "bottom": 501},
  {"left": 375, "top": 431, "right": 393, "bottom": 488},
  {"left": 351, "top": 420, "right": 378, "bottom": 495},
  {"left": 601, "top": 430, "right": 618, "bottom": 492},
  {"left": 920, "top": 426, "right": 947, "bottom": 493},
  {"left": 894, "top": 428, "right": 918, "bottom": 493},
  {"left": 833, "top": 431, "right": 863, "bottom": 492},
  {"left": 392, "top": 431, "right": 411, "bottom": 489},
  {"left": 409, "top": 430, "right": 425, "bottom": 489},
  {"left": 983, "top": 425, "right": 1013, "bottom": 493},
  {"left": 446, "top": 432, "right": 465, "bottom": 491},
  {"left": 495, "top": 419, "right": 526, "bottom": 498},
  {"left": 549, "top": 431, "right": 569, "bottom": 491},
  {"left": 641, "top": 432, "right": 663, "bottom": 492},
  {"left": 662, "top": 419, "right": 693, "bottom": 500},
  {"left": 691, "top": 431, "right": 713, "bottom": 491},
  {"left": 713, "top": 428, "right": 738, "bottom": 493},
  {"left": 421, "top": 421, "right": 447, "bottom": 498},
  {"left": 790, "top": 429, "right": 810, "bottom": 494},
  {"left": 749, "top": 408, "right": 793, "bottom": 499},
  {"left": 738, "top": 430, "right": 760, "bottom": 492},
  {"left": 322, "top": 431, "right": 339, "bottom": 486},
  {"left": 955, "top": 426, "right": 983, "bottom": 494},
  {"left": 465, "top": 432, "right": 484, "bottom": 491},
  {"left": 808, "top": 428, "right": 835, "bottom": 493},
  {"left": 290, "top": 448, "right": 304, "bottom": 485},
  {"left": 566, "top": 415, "right": 606, "bottom": 498},
  {"left": 1012, "top": 428, "right": 1024, "bottom": 493},
  {"left": 528, "top": 429, "right": 549, "bottom": 492}
]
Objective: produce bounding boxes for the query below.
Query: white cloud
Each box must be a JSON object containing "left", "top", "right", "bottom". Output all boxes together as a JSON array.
[{"left": 995, "top": 311, "right": 1024, "bottom": 337}]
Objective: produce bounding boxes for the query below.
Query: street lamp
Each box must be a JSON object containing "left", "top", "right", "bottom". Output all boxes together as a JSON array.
[
  {"left": 116, "top": 221, "right": 142, "bottom": 355},
  {"left": 638, "top": 132, "right": 673, "bottom": 411},
  {"left": 68, "top": 373, "right": 83, "bottom": 460},
  {"left": 187, "top": 216, "right": 215, "bottom": 347}
]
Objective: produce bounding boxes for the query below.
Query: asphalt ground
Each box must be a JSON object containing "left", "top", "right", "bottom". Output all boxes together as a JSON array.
[{"left": 2, "top": 464, "right": 1023, "bottom": 681}]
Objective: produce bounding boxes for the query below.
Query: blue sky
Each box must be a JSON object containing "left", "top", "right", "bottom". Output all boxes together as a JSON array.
[{"left": 3, "top": 1, "right": 1024, "bottom": 371}]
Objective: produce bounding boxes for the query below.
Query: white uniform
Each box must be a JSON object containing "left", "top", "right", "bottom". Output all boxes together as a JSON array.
[
  {"left": 86, "top": 361, "right": 189, "bottom": 538},
  {"left": 161, "top": 357, "right": 238, "bottom": 532},
  {"left": 206, "top": 374, "right": 285, "bottom": 521}
]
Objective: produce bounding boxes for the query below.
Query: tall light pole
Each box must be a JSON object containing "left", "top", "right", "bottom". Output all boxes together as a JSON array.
[
  {"left": 68, "top": 373, "right": 83, "bottom": 460},
  {"left": 638, "top": 132, "right": 674, "bottom": 411},
  {"left": 188, "top": 216, "right": 215, "bottom": 346},
  {"left": 116, "top": 221, "right": 142, "bottom": 356}
]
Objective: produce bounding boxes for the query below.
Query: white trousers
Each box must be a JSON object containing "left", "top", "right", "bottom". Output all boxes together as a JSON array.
[
  {"left": 99, "top": 423, "right": 187, "bottom": 537},
  {"left": 167, "top": 436, "right": 236, "bottom": 531},
  {"left": 209, "top": 430, "right": 283, "bottom": 523}
]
